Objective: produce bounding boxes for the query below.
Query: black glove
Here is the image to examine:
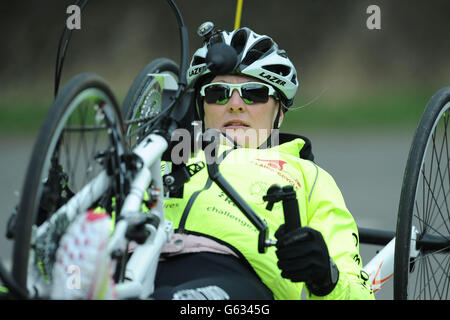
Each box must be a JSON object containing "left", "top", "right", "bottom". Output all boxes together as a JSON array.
[{"left": 275, "top": 225, "right": 339, "bottom": 296}]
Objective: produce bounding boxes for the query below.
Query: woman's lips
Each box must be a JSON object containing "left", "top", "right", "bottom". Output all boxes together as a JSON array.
[
  {"left": 223, "top": 120, "right": 250, "bottom": 129},
  {"left": 223, "top": 125, "right": 249, "bottom": 129}
]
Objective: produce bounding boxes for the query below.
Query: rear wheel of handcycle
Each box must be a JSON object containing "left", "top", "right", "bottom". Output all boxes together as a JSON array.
[
  {"left": 121, "top": 58, "right": 179, "bottom": 147},
  {"left": 395, "top": 86, "right": 450, "bottom": 300},
  {"left": 11, "top": 73, "right": 126, "bottom": 298}
]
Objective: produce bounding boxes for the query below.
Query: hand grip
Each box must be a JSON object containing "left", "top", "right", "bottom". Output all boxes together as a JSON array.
[{"left": 281, "top": 186, "right": 301, "bottom": 232}]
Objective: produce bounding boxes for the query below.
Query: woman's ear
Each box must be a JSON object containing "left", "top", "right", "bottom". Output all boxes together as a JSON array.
[{"left": 277, "top": 108, "right": 284, "bottom": 128}]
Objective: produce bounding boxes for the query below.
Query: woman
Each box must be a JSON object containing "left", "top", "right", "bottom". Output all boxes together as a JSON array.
[
  {"left": 51, "top": 27, "right": 375, "bottom": 300},
  {"left": 152, "top": 27, "right": 374, "bottom": 300}
]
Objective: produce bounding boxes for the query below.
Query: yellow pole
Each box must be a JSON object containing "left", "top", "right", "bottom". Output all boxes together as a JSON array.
[{"left": 234, "top": 0, "right": 244, "bottom": 29}]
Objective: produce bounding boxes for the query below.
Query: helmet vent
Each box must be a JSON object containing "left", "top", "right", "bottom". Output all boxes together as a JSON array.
[
  {"left": 262, "top": 64, "right": 291, "bottom": 77},
  {"left": 192, "top": 56, "right": 206, "bottom": 66},
  {"left": 251, "top": 38, "right": 274, "bottom": 55},
  {"left": 241, "top": 38, "right": 274, "bottom": 66},
  {"left": 231, "top": 29, "right": 248, "bottom": 56},
  {"left": 291, "top": 73, "right": 297, "bottom": 85}
]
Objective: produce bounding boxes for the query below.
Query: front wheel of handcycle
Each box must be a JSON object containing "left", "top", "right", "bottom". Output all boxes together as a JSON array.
[
  {"left": 11, "top": 73, "right": 126, "bottom": 298},
  {"left": 395, "top": 86, "right": 450, "bottom": 300},
  {"left": 121, "top": 58, "right": 179, "bottom": 147}
]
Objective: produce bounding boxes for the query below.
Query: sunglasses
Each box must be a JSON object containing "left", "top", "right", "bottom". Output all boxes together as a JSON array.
[{"left": 200, "top": 82, "right": 279, "bottom": 105}]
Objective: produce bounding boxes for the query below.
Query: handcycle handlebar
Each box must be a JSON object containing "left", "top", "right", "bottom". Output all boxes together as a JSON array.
[{"left": 264, "top": 185, "right": 302, "bottom": 232}]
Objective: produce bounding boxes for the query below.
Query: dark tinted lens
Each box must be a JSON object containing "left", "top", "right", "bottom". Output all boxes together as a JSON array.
[
  {"left": 204, "top": 85, "right": 229, "bottom": 104},
  {"left": 241, "top": 84, "right": 269, "bottom": 103}
]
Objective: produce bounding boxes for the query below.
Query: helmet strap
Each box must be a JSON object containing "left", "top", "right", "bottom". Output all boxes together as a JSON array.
[
  {"left": 272, "top": 103, "right": 282, "bottom": 130},
  {"left": 257, "top": 103, "right": 282, "bottom": 149}
]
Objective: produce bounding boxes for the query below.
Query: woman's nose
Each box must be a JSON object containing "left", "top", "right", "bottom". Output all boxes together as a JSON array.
[{"left": 226, "top": 89, "right": 245, "bottom": 112}]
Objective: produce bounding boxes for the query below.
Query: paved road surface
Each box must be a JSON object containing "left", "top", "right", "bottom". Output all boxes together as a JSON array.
[{"left": 0, "top": 127, "right": 416, "bottom": 299}]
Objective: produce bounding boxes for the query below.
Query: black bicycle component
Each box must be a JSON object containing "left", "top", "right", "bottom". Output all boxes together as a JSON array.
[
  {"left": 416, "top": 233, "right": 450, "bottom": 253},
  {"left": 263, "top": 184, "right": 301, "bottom": 232},
  {"left": 163, "top": 161, "right": 205, "bottom": 197},
  {"left": 6, "top": 207, "right": 18, "bottom": 240},
  {"left": 126, "top": 219, "right": 151, "bottom": 245},
  {"left": 32, "top": 211, "right": 70, "bottom": 287},
  {"left": 166, "top": 0, "right": 189, "bottom": 87},
  {"left": 122, "top": 152, "right": 144, "bottom": 172},
  {"left": 38, "top": 157, "right": 74, "bottom": 226},
  {"left": 54, "top": 0, "right": 89, "bottom": 97},
  {"left": 94, "top": 149, "right": 116, "bottom": 176},
  {"left": 121, "top": 211, "right": 161, "bottom": 245},
  {"left": 0, "top": 260, "right": 28, "bottom": 299},
  {"left": 358, "top": 227, "right": 395, "bottom": 246}
]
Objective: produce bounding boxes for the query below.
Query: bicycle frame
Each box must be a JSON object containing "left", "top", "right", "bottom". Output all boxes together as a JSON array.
[{"left": 363, "top": 226, "right": 419, "bottom": 294}]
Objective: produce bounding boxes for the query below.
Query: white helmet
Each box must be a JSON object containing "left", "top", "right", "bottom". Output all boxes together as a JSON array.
[{"left": 187, "top": 24, "right": 299, "bottom": 109}]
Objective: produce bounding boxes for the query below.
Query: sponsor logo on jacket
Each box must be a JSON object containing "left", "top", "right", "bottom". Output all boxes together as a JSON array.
[{"left": 251, "top": 159, "right": 301, "bottom": 189}]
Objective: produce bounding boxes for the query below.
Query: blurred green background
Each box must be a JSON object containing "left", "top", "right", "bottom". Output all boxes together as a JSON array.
[{"left": 1, "top": 0, "right": 449, "bottom": 135}]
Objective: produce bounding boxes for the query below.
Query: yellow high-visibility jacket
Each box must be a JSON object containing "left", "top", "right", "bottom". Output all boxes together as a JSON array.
[{"left": 161, "top": 135, "right": 375, "bottom": 300}]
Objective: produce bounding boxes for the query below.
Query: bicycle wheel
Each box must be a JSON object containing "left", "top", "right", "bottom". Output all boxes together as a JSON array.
[
  {"left": 11, "top": 73, "right": 125, "bottom": 298},
  {"left": 395, "top": 86, "right": 450, "bottom": 300},
  {"left": 122, "top": 58, "right": 179, "bottom": 147}
]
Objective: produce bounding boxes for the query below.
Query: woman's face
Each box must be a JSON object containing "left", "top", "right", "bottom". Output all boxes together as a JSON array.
[{"left": 203, "top": 74, "right": 283, "bottom": 148}]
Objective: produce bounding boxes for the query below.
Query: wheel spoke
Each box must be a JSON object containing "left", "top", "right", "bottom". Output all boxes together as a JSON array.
[
  {"left": 425, "top": 121, "right": 450, "bottom": 230},
  {"left": 420, "top": 170, "right": 450, "bottom": 235}
]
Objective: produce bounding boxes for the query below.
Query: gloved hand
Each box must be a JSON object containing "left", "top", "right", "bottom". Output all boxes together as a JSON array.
[{"left": 275, "top": 225, "right": 339, "bottom": 296}]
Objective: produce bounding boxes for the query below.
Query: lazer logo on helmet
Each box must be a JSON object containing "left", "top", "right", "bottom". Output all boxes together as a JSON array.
[
  {"left": 189, "top": 66, "right": 206, "bottom": 77},
  {"left": 259, "top": 72, "right": 286, "bottom": 86}
]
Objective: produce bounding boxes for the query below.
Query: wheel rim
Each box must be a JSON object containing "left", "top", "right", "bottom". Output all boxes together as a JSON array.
[{"left": 407, "top": 102, "right": 450, "bottom": 299}]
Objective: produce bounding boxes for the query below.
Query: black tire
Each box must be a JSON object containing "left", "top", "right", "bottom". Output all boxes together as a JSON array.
[
  {"left": 395, "top": 86, "right": 450, "bottom": 300},
  {"left": 12, "top": 73, "right": 124, "bottom": 298},
  {"left": 121, "top": 58, "right": 179, "bottom": 147}
]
